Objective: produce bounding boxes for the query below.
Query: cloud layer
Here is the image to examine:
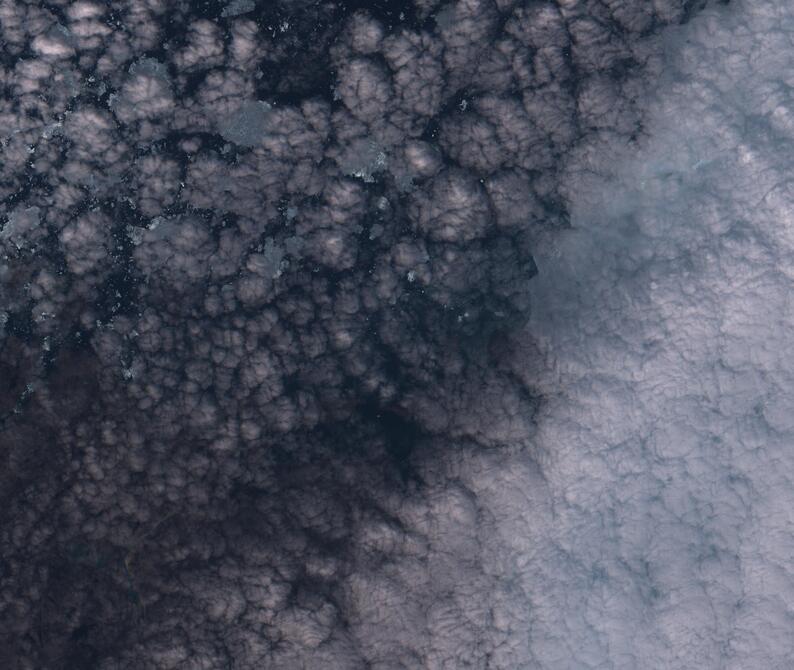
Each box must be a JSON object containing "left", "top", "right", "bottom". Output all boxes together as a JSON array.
[
  {"left": 0, "top": 0, "right": 758, "bottom": 668},
  {"left": 521, "top": 1, "right": 794, "bottom": 666}
]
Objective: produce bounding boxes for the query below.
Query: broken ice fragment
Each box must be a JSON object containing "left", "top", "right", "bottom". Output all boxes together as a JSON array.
[
  {"left": 1, "top": 207, "right": 41, "bottom": 249},
  {"left": 221, "top": 0, "right": 255, "bottom": 18},
  {"left": 218, "top": 100, "right": 272, "bottom": 148}
]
